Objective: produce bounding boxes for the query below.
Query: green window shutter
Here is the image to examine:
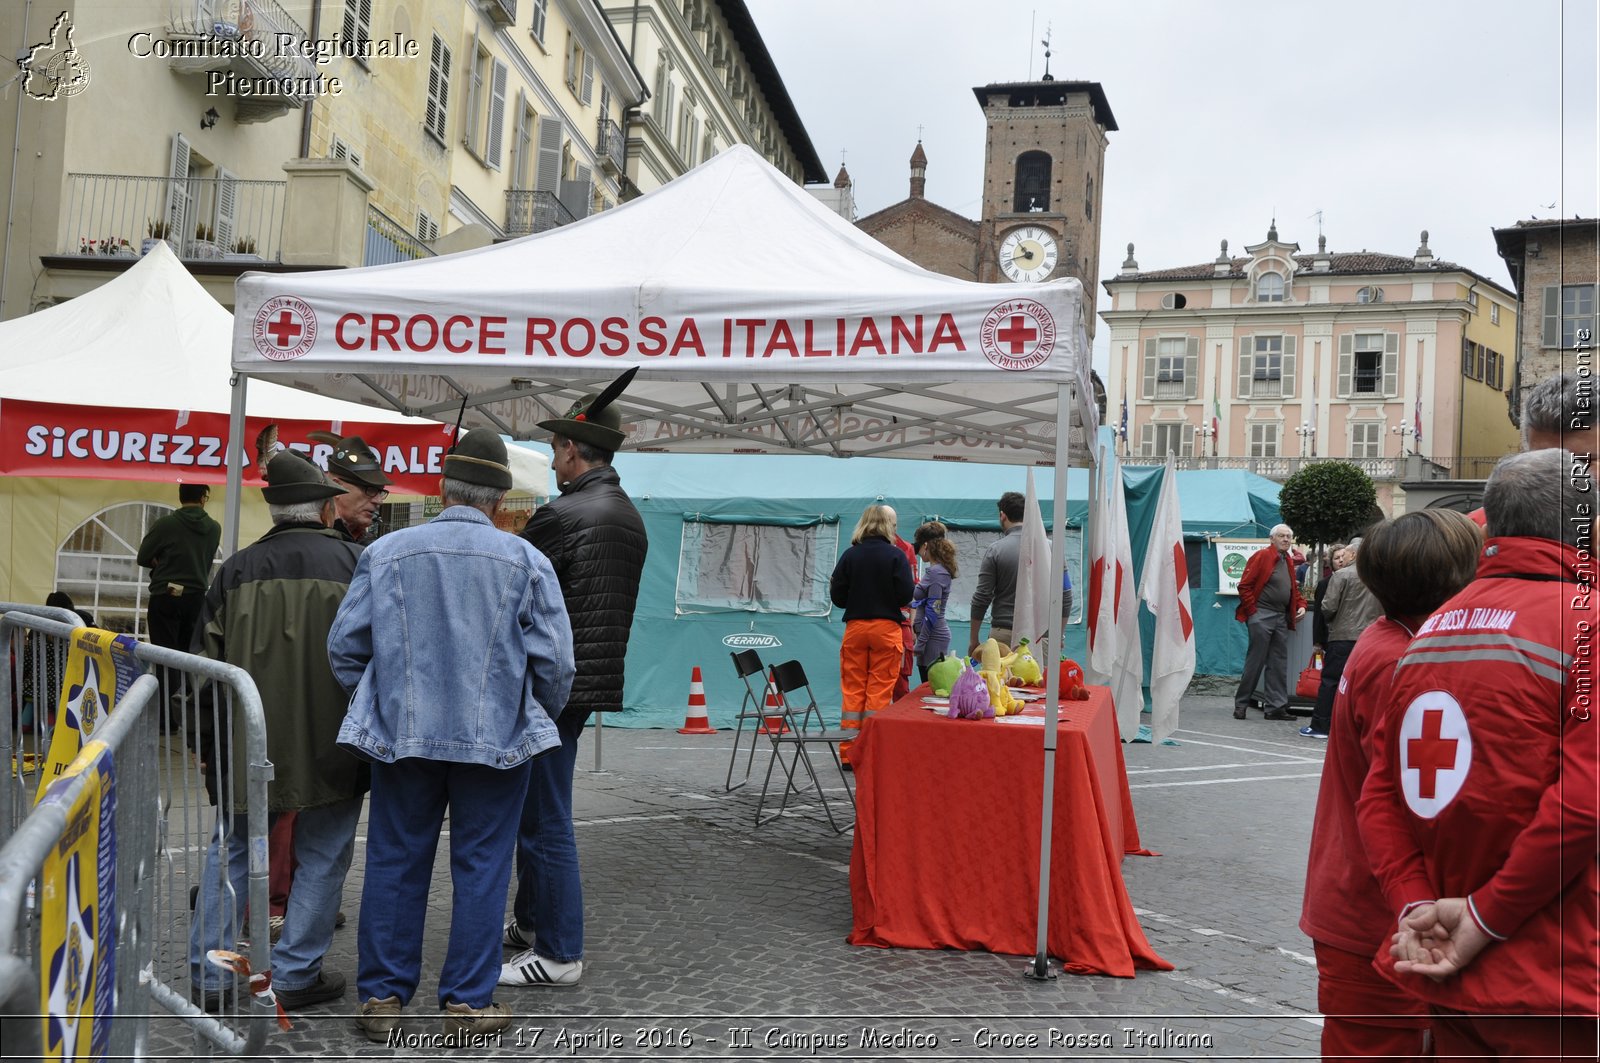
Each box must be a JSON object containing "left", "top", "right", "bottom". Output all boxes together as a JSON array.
[
  {"left": 1237, "top": 337, "right": 1252, "bottom": 399},
  {"left": 1142, "top": 338, "right": 1157, "bottom": 399},
  {"left": 1185, "top": 336, "right": 1200, "bottom": 400},
  {"left": 1461, "top": 336, "right": 1474, "bottom": 376},
  {"left": 1281, "top": 336, "right": 1297, "bottom": 398},
  {"left": 1337, "top": 333, "right": 1354, "bottom": 397},
  {"left": 1383, "top": 332, "right": 1400, "bottom": 396},
  {"left": 1542, "top": 285, "right": 1560, "bottom": 347}
]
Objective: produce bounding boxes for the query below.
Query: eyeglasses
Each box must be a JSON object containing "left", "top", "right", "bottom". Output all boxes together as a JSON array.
[{"left": 358, "top": 485, "right": 390, "bottom": 502}]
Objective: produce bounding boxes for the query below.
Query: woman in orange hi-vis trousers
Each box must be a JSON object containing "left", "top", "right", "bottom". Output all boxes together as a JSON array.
[{"left": 829, "top": 504, "right": 914, "bottom": 764}]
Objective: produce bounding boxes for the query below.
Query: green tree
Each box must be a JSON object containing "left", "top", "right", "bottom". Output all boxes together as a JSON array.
[{"left": 1278, "top": 460, "right": 1378, "bottom": 561}]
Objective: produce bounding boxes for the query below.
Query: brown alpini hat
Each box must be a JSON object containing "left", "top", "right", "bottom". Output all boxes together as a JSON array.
[
  {"left": 261, "top": 451, "right": 345, "bottom": 504},
  {"left": 443, "top": 428, "right": 513, "bottom": 490},
  {"left": 308, "top": 432, "right": 392, "bottom": 488},
  {"left": 537, "top": 368, "right": 637, "bottom": 452}
]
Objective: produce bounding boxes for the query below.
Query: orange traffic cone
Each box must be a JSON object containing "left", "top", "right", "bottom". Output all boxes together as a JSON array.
[
  {"left": 677, "top": 666, "right": 717, "bottom": 734},
  {"left": 757, "top": 667, "right": 790, "bottom": 734}
]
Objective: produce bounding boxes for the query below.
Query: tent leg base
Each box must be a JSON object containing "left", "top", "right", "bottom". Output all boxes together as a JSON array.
[{"left": 1022, "top": 954, "right": 1057, "bottom": 982}]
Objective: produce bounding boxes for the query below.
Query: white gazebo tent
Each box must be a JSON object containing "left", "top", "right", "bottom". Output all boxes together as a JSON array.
[{"left": 228, "top": 145, "right": 1102, "bottom": 977}]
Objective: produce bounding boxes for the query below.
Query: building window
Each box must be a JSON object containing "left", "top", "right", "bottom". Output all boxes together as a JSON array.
[
  {"left": 1149, "top": 422, "right": 1193, "bottom": 459},
  {"left": 416, "top": 211, "right": 439, "bottom": 242},
  {"left": 1484, "top": 348, "right": 1504, "bottom": 391},
  {"left": 1085, "top": 173, "right": 1093, "bottom": 219},
  {"left": 1155, "top": 337, "right": 1187, "bottom": 399},
  {"left": 1357, "top": 286, "right": 1384, "bottom": 304},
  {"left": 510, "top": 94, "right": 536, "bottom": 190},
  {"left": 675, "top": 518, "right": 839, "bottom": 616},
  {"left": 464, "top": 41, "right": 489, "bottom": 155},
  {"left": 343, "top": 0, "right": 373, "bottom": 59},
  {"left": 425, "top": 35, "right": 451, "bottom": 144},
  {"left": 1353, "top": 333, "right": 1384, "bottom": 394},
  {"left": 529, "top": 0, "right": 548, "bottom": 44},
  {"left": 564, "top": 34, "right": 587, "bottom": 99},
  {"left": 1468, "top": 289, "right": 1479, "bottom": 309},
  {"left": 1160, "top": 293, "right": 1187, "bottom": 310},
  {"left": 1252, "top": 336, "right": 1282, "bottom": 396},
  {"left": 1350, "top": 422, "right": 1382, "bottom": 459},
  {"left": 1249, "top": 423, "right": 1279, "bottom": 458},
  {"left": 1013, "top": 151, "right": 1051, "bottom": 212},
  {"left": 1256, "top": 271, "right": 1285, "bottom": 302},
  {"left": 1461, "top": 338, "right": 1480, "bottom": 380},
  {"left": 1543, "top": 284, "right": 1597, "bottom": 349},
  {"left": 1491, "top": 302, "right": 1500, "bottom": 325}
]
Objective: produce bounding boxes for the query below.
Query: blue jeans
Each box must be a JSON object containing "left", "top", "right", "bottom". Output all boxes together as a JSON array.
[
  {"left": 188, "top": 798, "right": 362, "bottom": 992},
  {"left": 512, "top": 711, "right": 584, "bottom": 963},
  {"left": 357, "top": 758, "right": 531, "bottom": 1008}
]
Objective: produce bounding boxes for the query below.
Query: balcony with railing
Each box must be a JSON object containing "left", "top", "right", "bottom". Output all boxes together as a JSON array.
[
  {"left": 364, "top": 206, "right": 437, "bottom": 267},
  {"left": 165, "top": 0, "right": 320, "bottom": 121},
  {"left": 61, "top": 172, "right": 285, "bottom": 261},
  {"left": 597, "top": 117, "right": 626, "bottom": 174},
  {"left": 505, "top": 190, "right": 575, "bottom": 237},
  {"left": 1119, "top": 452, "right": 1511, "bottom": 484},
  {"left": 1153, "top": 377, "right": 1187, "bottom": 400}
]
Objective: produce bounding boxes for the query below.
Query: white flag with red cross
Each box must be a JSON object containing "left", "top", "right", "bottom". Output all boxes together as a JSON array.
[{"left": 1138, "top": 453, "right": 1195, "bottom": 743}]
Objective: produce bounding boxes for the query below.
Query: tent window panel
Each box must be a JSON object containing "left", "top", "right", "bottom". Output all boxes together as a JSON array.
[
  {"left": 54, "top": 501, "right": 220, "bottom": 637},
  {"left": 675, "top": 520, "right": 837, "bottom": 616},
  {"left": 941, "top": 527, "right": 1084, "bottom": 627}
]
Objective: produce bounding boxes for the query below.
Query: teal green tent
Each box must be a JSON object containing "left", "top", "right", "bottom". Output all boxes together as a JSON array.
[{"left": 578, "top": 450, "right": 1281, "bottom": 728}]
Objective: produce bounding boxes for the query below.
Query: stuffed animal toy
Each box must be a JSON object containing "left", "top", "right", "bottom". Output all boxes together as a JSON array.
[
  {"left": 1009, "top": 639, "right": 1043, "bottom": 686},
  {"left": 945, "top": 664, "right": 992, "bottom": 719},
  {"left": 977, "top": 637, "right": 1023, "bottom": 716},
  {"left": 927, "top": 653, "right": 966, "bottom": 697},
  {"left": 1059, "top": 658, "right": 1091, "bottom": 700}
]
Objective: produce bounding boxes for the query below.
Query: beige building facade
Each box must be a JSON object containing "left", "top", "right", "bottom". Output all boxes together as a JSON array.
[
  {"left": 1493, "top": 217, "right": 1600, "bottom": 406},
  {"left": 1101, "top": 225, "right": 1520, "bottom": 511}
]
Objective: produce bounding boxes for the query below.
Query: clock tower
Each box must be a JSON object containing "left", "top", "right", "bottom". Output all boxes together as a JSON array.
[{"left": 973, "top": 79, "right": 1117, "bottom": 338}]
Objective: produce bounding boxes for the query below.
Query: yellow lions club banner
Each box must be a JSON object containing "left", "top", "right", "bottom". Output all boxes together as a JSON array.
[
  {"left": 35, "top": 628, "right": 142, "bottom": 804},
  {"left": 38, "top": 739, "right": 117, "bottom": 1061}
]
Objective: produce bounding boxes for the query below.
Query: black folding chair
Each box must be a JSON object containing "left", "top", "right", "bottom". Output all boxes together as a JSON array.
[
  {"left": 723, "top": 649, "right": 776, "bottom": 792},
  {"left": 754, "top": 659, "right": 854, "bottom": 834}
]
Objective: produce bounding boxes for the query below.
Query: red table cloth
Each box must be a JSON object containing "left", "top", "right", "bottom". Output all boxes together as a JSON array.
[{"left": 847, "top": 685, "right": 1171, "bottom": 976}]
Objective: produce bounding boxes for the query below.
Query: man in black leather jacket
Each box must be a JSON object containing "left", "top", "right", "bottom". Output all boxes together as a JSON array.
[{"left": 501, "top": 370, "right": 647, "bottom": 990}]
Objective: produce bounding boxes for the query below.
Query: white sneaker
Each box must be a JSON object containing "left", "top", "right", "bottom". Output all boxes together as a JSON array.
[
  {"left": 498, "top": 948, "right": 582, "bottom": 987},
  {"left": 501, "top": 918, "right": 536, "bottom": 951}
]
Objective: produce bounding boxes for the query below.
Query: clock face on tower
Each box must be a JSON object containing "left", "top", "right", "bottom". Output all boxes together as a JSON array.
[{"left": 998, "top": 225, "right": 1059, "bottom": 283}]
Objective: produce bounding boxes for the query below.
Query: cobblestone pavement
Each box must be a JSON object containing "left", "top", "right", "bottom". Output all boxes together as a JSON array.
[{"left": 147, "top": 695, "right": 1332, "bottom": 1061}]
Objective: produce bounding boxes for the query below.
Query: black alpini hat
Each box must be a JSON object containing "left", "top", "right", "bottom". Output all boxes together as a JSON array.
[
  {"left": 443, "top": 428, "right": 513, "bottom": 490},
  {"left": 261, "top": 451, "right": 345, "bottom": 504},
  {"left": 537, "top": 368, "right": 637, "bottom": 452},
  {"left": 308, "top": 433, "right": 392, "bottom": 488}
]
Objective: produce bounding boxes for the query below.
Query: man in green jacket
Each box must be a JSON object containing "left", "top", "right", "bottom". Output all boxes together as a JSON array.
[
  {"left": 187, "top": 452, "right": 365, "bottom": 1013},
  {"left": 135, "top": 482, "right": 220, "bottom": 650}
]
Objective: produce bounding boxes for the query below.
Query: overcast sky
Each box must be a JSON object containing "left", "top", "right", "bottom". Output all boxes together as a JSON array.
[{"left": 745, "top": 0, "right": 1599, "bottom": 376}]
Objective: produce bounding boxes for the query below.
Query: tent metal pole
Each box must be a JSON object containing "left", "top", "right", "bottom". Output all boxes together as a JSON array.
[
  {"left": 1026, "top": 381, "right": 1072, "bottom": 981},
  {"left": 592, "top": 711, "right": 603, "bottom": 772},
  {"left": 221, "top": 373, "right": 248, "bottom": 559}
]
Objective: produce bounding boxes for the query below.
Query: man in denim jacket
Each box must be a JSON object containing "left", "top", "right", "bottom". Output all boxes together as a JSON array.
[{"left": 328, "top": 429, "right": 574, "bottom": 1041}]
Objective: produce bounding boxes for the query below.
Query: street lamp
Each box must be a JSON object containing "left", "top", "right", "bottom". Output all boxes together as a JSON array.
[
  {"left": 1391, "top": 422, "right": 1416, "bottom": 455},
  {"left": 1294, "top": 421, "right": 1316, "bottom": 458},
  {"left": 1198, "top": 423, "right": 1218, "bottom": 459}
]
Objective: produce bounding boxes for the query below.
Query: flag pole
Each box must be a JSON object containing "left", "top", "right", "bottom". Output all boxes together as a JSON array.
[{"left": 1026, "top": 381, "right": 1071, "bottom": 981}]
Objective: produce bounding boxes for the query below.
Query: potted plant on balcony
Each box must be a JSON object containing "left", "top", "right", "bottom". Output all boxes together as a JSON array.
[
  {"left": 190, "top": 221, "right": 223, "bottom": 259},
  {"left": 223, "top": 235, "right": 263, "bottom": 262},
  {"left": 142, "top": 219, "right": 175, "bottom": 256}
]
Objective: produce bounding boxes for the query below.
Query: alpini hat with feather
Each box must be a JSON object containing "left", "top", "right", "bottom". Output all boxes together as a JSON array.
[
  {"left": 261, "top": 450, "right": 345, "bottom": 504},
  {"left": 537, "top": 368, "right": 637, "bottom": 452},
  {"left": 443, "top": 427, "right": 513, "bottom": 490},
  {"left": 306, "top": 431, "right": 392, "bottom": 488}
]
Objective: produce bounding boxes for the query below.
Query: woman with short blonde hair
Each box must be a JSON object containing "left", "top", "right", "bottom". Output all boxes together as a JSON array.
[{"left": 830, "top": 504, "right": 914, "bottom": 763}]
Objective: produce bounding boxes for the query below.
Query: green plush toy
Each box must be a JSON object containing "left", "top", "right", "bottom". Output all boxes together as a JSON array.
[{"left": 927, "top": 653, "right": 966, "bottom": 696}]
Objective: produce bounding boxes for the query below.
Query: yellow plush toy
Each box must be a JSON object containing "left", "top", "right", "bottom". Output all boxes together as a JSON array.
[
  {"left": 976, "top": 637, "right": 1023, "bottom": 716},
  {"left": 1009, "top": 638, "right": 1043, "bottom": 686}
]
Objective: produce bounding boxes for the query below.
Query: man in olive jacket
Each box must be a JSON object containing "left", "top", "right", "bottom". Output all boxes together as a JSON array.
[
  {"left": 187, "top": 451, "right": 364, "bottom": 1013},
  {"left": 503, "top": 371, "right": 647, "bottom": 989}
]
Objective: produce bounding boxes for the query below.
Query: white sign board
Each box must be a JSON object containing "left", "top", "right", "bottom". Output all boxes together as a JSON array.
[{"left": 1214, "top": 539, "right": 1270, "bottom": 596}]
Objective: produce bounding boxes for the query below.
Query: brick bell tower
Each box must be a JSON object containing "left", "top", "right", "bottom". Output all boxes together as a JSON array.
[{"left": 973, "top": 76, "right": 1116, "bottom": 339}]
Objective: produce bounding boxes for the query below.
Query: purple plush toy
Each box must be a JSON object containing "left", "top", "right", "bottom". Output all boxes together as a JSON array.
[{"left": 946, "top": 664, "right": 993, "bottom": 720}]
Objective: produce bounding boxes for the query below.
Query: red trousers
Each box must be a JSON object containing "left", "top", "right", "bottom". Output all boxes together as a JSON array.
[
  {"left": 839, "top": 618, "right": 903, "bottom": 761},
  {"left": 1432, "top": 1011, "right": 1598, "bottom": 1063},
  {"left": 268, "top": 812, "right": 298, "bottom": 916},
  {"left": 1314, "top": 941, "right": 1430, "bottom": 1062}
]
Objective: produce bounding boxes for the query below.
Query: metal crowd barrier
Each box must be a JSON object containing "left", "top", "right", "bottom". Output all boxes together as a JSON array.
[{"left": 0, "top": 608, "right": 273, "bottom": 1058}]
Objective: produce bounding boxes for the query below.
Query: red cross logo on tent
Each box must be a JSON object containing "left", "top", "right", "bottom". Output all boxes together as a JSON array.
[
  {"left": 1398, "top": 690, "right": 1472, "bottom": 818},
  {"left": 979, "top": 299, "right": 1056, "bottom": 371},
  {"left": 252, "top": 295, "right": 318, "bottom": 361}
]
